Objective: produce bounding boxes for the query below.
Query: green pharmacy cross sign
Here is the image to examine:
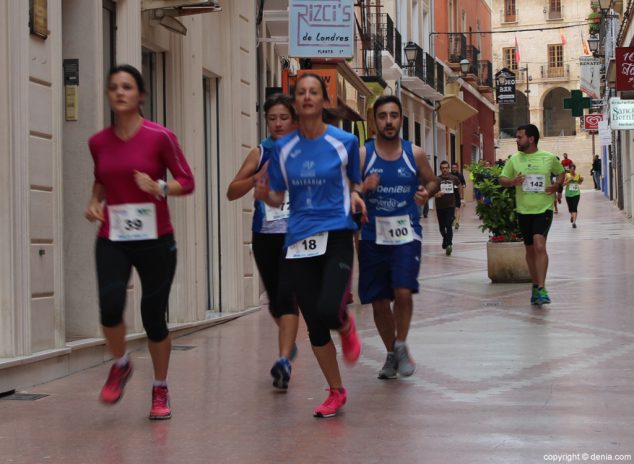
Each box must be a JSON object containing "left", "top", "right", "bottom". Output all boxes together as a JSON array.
[{"left": 563, "top": 90, "right": 592, "bottom": 117}]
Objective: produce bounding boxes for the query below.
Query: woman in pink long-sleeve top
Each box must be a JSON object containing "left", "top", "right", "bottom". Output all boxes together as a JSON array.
[{"left": 85, "top": 64, "right": 194, "bottom": 420}]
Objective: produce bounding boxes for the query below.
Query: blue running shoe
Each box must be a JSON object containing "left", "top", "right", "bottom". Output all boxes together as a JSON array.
[
  {"left": 537, "top": 288, "right": 551, "bottom": 305},
  {"left": 531, "top": 287, "right": 539, "bottom": 305},
  {"left": 270, "top": 357, "right": 291, "bottom": 390}
]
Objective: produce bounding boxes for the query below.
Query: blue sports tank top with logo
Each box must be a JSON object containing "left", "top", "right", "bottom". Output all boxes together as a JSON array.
[
  {"left": 361, "top": 139, "right": 422, "bottom": 242},
  {"left": 252, "top": 137, "right": 288, "bottom": 234}
]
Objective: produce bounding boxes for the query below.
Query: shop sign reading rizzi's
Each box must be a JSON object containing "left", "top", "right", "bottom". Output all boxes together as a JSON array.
[
  {"left": 610, "top": 97, "right": 634, "bottom": 130},
  {"left": 289, "top": 0, "right": 354, "bottom": 58}
]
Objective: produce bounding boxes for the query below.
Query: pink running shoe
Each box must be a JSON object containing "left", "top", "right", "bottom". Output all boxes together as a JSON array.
[
  {"left": 313, "top": 387, "right": 347, "bottom": 418},
  {"left": 340, "top": 314, "right": 361, "bottom": 365},
  {"left": 149, "top": 385, "right": 172, "bottom": 420},
  {"left": 99, "top": 362, "right": 133, "bottom": 404}
]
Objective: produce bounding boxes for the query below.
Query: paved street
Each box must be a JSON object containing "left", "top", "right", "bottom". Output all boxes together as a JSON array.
[{"left": 2, "top": 190, "right": 633, "bottom": 464}]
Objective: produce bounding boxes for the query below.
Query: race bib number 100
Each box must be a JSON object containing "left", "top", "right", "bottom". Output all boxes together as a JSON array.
[
  {"left": 286, "top": 232, "right": 328, "bottom": 259},
  {"left": 375, "top": 215, "right": 413, "bottom": 245},
  {"left": 522, "top": 174, "right": 546, "bottom": 193},
  {"left": 108, "top": 203, "right": 158, "bottom": 241}
]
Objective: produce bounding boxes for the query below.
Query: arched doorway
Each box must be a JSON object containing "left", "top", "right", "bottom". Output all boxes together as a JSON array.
[
  {"left": 543, "top": 87, "right": 576, "bottom": 136},
  {"left": 498, "top": 91, "right": 528, "bottom": 139}
]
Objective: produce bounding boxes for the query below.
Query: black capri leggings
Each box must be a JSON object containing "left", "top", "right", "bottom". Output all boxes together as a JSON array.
[
  {"left": 565, "top": 195, "right": 580, "bottom": 213},
  {"left": 95, "top": 234, "right": 177, "bottom": 342},
  {"left": 252, "top": 232, "right": 297, "bottom": 318},
  {"left": 287, "top": 230, "right": 353, "bottom": 347}
]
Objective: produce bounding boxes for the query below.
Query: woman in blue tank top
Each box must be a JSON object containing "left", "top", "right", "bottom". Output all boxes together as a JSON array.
[{"left": 227, "top": 94, "right": 299, "bottom": 390}]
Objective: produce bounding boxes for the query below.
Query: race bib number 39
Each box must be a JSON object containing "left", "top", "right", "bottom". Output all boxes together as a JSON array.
[
  {"left": 108, "top": 203, "right": 158, "bottom": 241},
  {"left": 522, "top": 174, "right": 546, "bottom": 193},
  {"left": 286, "top": 232, "right": 328, "bottom": 259},
  {"left": 265, "top": 192, "right": 290, "bottom": 222},
  {"left": 375, "top": 215, "right": 413, "bottom": 245}
]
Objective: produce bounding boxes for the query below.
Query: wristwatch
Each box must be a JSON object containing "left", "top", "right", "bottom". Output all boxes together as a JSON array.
[{"left": 158, "top": 179, "right": 169, "bottom": 197}]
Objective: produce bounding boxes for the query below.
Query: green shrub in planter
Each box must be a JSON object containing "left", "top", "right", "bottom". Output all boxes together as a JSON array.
[{"left": 467, "top": 162, "right": 522, "bottom": 242}]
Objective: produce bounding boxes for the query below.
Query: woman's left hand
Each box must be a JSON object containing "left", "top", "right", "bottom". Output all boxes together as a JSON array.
[{"left": 134, "top": 170, "right": 160, "bottom": 196}]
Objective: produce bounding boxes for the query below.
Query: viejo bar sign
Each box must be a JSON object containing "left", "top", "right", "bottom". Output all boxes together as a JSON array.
[
  {"left": 610, "top": 97, "right": 634, "bottom": 130},
  {"left": 616, "top": 47, "right": 634, "bottom": 91},
  {"left": 289, "top": 0, "right": 354, "bottom": 58}
]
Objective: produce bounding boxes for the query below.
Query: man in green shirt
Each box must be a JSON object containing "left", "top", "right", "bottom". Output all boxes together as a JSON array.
[{"left": 499, "top": 124, "right": 565, "bottom": 305}]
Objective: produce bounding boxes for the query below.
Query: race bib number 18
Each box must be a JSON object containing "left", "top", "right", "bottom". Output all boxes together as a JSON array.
[
  {"left": 286, "top": 232, "right": 328, "bottom": 259},
  {"left": 108, "top": 203, "right": 158, "bottom": 241},
  {"left": 522, "top": 174, "right": 546, "bottom": 193}
]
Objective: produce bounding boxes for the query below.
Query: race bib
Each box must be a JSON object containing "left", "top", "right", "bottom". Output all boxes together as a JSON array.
[
  {"left": 440, "top": 182, "right": 454, "bottom": 194},
  {"left": 286, "top": 232, "right": 328, "bottom": 259},
  {"left": 568, "top": 183, "right": 579, "bottom": 192},
  {"left": 522, "top": 174, "right": 546, "bottom": 193},
  {"left": 264, "top": 192, "right": 290, "bottom": 221},
  {"left": 108, "top": 203, "right": 158, "bottom": 241},
  {"left": 375, "top": 215, "right": 413, "bottom": 245}
]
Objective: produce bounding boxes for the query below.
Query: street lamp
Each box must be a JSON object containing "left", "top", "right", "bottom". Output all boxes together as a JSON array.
[
  {"left": 587, "top": 34, "right": 600, "bottom": 54},
  {"left": 596, "top": 0, "right": 611, "bottom": 10},
  {"left": 459, "top": 58, "right": 470, "bottom": 74},
  {"left": 404, "top": 41, "right": 419, "bottom": 76}
]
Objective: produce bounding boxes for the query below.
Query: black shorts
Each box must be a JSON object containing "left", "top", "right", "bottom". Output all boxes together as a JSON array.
[
  {"left": 565, "top": 195, "right": 580, "bottom": 213},
  {"left": 517, "top": 211, "right": 554, "bottom": 246}
]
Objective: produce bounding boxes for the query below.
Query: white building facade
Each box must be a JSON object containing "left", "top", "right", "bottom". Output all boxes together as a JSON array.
[{"left": 0, "top": 0, "right": 262, "bottom": 393}]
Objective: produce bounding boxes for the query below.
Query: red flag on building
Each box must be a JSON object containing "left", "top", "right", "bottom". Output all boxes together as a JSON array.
[
  {"left": 514, "top": 34, "right": 520, "bottom": 64},
  {"left": 560, "top": 29, "right": 567, "bottom": 45}
]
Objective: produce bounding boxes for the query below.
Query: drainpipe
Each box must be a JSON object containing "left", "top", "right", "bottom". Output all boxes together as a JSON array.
[{"left": 430, "top": 0, "right": 438, "bottom": 173}]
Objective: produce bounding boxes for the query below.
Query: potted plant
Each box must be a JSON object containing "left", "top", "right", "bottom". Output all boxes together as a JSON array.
[
  {"left": 588, "top": 5, "right": 602, "bottom": 35},
  {"left": 467, "top": 162, "right": 531, "bottom": 283}
]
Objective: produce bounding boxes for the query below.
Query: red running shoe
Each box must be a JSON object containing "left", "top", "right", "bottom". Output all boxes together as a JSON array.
[
  {"left": 149, "top": 385, "right": 172, "bottom": 420},
  {"left": 340, "top": 313, "right": 361, "bottom": 365},
  {"left": 99, "top": 362, "right": 133, "bottom": 404},
  {"left": 313, "top": 387, "right": 347, "bottom": 418}
]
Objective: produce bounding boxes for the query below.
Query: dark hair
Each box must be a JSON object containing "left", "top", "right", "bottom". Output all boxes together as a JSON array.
[
  {"left": 440, "top": 160, "right": 450, "bottom": 167},
  {"left": 373, "top": 95, "right": 403, "bottom": 116},
  {"left": 107, "top": 64, "right": 146, "bottom": 95},
  {"left": 517, "top": 124, "right": 540, "bottom": 145},
  {"left": 570, "top": 163, "right": 576, "bottom": 169},
  {"left": 293, "top": 73, "right": 329, "bottom": 102},
  {"left": 264, "top": 93, "right": 297, "bottom": 120}
]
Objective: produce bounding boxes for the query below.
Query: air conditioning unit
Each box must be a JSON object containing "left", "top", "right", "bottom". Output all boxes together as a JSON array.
[
  {"left": 142, "top": 0, "right": 222, "bottom": 15},
  {"left": 144, "top": 0, "right": 221, "bottom": 36}
]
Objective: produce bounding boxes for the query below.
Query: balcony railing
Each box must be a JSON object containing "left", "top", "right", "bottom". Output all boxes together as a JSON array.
[
  {"left": 436, "top": 62, "right": 445, "bottom": 94},
  {"left": 541, "top": 64, "right": 569, "bottom": 79},
  {"left": 448, "top": 33, "right": 467, "bottom": 63},
  {"left": 354, "top": 35, "right": 383, "bottom": 80},
  {"left": 478, "top": 60, "right": 493, "bottom": 88},
  {"left": 425, "top": 52, "right": 435, "bottom": 88},
  {"left": 370, "top": 13, "right": 402, "bottom": 68},
  {"left": 546, "top": 5, "right": 563, "bottom": 20},
  {"left": 500, "top": 8, "right": 519, "bottom": 23},
  {"left": 466, "top": 45, "right": 480, "bottom": 76}
]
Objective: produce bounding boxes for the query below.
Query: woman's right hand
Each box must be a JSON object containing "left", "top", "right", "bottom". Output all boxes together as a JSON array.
[
  {"left": 253, "top": 171, "right": 270, "bottom": 201},
  {"left": 85, "top": 200, "right": 104, "bottom": 223}
]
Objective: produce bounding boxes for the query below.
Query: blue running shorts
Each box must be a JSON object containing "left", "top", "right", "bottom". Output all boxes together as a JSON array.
[{"left": 358, "top": 240, "right": 422, "bottom": 304}]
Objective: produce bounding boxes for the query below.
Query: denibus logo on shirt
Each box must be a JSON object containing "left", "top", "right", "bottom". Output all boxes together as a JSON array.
[{"left": 377, "top": 185, "right": 412, "bottom": 194}]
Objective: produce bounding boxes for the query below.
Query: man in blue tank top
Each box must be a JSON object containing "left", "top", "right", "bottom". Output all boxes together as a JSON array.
[{"left": 358, "top": 95, "right": 438, "bottom": 379}]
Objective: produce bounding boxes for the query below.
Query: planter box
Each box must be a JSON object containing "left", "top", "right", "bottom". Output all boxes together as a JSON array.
[{"left": 487, "top": 241, "right": 532, "bottom": 283}]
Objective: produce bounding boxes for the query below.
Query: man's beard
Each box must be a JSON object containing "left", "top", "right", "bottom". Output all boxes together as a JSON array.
[
  {"left": 517, "top": 142, "right": 528, "bottom": 152},
  {"left": 379, "top": 127, "right": 400, "bottom": 141}
]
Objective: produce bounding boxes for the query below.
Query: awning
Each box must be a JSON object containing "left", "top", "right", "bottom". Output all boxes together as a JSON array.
[{"left": 437, "top": 96, "right": 478, "bottom": 129}]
